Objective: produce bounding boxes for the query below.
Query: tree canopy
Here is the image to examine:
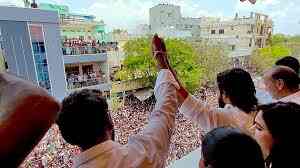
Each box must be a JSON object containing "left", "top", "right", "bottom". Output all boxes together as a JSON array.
[
  {"left": 250, "top": 34, "right": 300, "bottom": 74},
  {"left": 115, "top": 37, "right": 231, "bottom": 93}
]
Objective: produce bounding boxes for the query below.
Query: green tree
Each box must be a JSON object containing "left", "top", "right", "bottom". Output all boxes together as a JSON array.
[
  {"left": 250, "top": 45, "right": 291, "bottom": 74},
  {"left": 192, "top": 41, "right": 231, "bottom": 86},
  {"left": 116, "top": 38, "right": 232, "bottom": 93},
  {"left": 116, "top": 37, "right": 203, "bottom": 93},
  {"left": 271, "top": 34, "right": 289, "bottom": 46}
]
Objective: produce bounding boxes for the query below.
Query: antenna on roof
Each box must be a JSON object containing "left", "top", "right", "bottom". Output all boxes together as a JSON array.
[
  {"left": 31, "top": 0, "right": 38, "bottom": 8},
  {"left": 240, "top": 0, "right": 257, "bottom": 4}
]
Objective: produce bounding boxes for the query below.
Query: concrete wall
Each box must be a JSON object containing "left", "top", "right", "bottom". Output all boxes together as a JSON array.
[
  {"left": 64, "top": 53, "right": 108, "bottom": 64},
  {"left": 0, "top": 6, "right": 67, "bottom": 100},
  {"left": 0, "top": 21, "right": 37, "bottom": 82},
  {"left": 150, "top": 4, "right": 181, "bottom": 33},
  {"left": 42, "top": 22, "right": 67, "bottom": 100}
]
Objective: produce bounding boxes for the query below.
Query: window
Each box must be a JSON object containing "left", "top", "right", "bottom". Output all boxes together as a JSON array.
[
  {"left": 232, "top": 45, "right": 236, "bottom": 51},
  {"left": 167, "top": 13, "right": 172, "bottom": 17},
  {"left": 83, "top": 64, "right": 94, "bottom": 74},
  {"left": 249, "top": 38, "right": 252, "bottom": 47},
  {"left": 211, "top": 30, "right": 216, "bottom": 34},
  {"left": 231, "top": 26, "right": 234, "bottom": 30},
  {"left": 0, "top": 26, "right": 7, "bottom": 72},
  {"left": 29, "top": 24, "right": 52, "bottom": 93},
  {"left": 66, "top": 66, "right": 80, "bottom": 76},
  {"left": 219, "top": 29, "right": 225, "bottom": 34}
]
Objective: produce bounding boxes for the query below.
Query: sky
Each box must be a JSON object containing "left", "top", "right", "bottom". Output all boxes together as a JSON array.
[{"left": 0, "top": 0, "right": 300, "bottom": 35}]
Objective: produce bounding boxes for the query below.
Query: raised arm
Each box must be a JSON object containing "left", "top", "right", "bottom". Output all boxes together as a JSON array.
[
  {"left": 126, "top": 69, "right": 179, "bottom": 167},
  {"left": 153, "top": 36, "right": 235, "bottom": 133},
  {"left": 125, "top": 35, "right": 180, "bottom": 167}
]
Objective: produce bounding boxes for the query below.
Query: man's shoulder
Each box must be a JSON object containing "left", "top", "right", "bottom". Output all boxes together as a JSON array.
[{"left": 280, "top": 91, "right": 300, "bottom": 105}]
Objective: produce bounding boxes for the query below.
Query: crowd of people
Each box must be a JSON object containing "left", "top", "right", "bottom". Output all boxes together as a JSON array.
[
  {"left": 2, "top": 32, "right": 300, "bottom": 168},
  {"left": 66, "top": 72, "right": 103, "bottom": 89},
  {"left": 62, "top": 38, "right": 118, "bottom": 55}
]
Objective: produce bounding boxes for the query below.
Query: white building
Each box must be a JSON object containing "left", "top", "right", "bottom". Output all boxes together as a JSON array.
[
  {"left": 192, "top": 12, "right": 273, "bottom": 58},
  {"left": 149, "top": 4, "right": 202, "bottom": 38},
  {"left": 132, "top": 24, "right": 151, "bottom": 37},
  {"left": 0, "top": 6, "right": 67, "bottom": 100}
]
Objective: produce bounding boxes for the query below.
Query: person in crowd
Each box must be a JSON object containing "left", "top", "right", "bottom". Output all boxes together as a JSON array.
[
  {"left": 55, "top": 35, "right": 180, "bottom": 168},
  {"left": 275, "top": 56, "right": 300, "bottom": 74},
  {"left": 253, "top": 102, "right": 300, "bottom": 167},
  {"left": 263, "top": 66, "right": 300, "bottom": 104},
  {"left": 255, "top": 56, "right": 300, "bottom": 104},
  {"left": 200, "top": 127, "right": 265, "bottom": 168}
]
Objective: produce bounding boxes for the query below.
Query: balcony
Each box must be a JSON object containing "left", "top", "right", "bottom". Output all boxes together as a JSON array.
[
  {"left": 63, "top": 53, "right": 108, "bottom": 64},
  {"left": 66, "top": 73, "right": 111, "bottom": 92},
  {"left": 62, "top": 39, "right": 118, "bottom": 64}
]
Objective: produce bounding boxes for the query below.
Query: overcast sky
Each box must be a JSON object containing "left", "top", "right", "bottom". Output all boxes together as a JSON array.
[{"left": 1, "top": 0, "right": 299, "bottom": 35}]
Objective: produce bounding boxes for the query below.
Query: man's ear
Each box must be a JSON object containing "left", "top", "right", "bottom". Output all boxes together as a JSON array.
[{"left": 276, "top": 79, "right": 285, "bottom": 91}]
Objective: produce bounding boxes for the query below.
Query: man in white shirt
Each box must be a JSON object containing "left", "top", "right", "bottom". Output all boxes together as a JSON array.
[
  {"left": 56, "top": 35, "right": 180, "bottom": 168},
  {"left": 151, "top": 37, "right": 258, "bottom": 135},
  {"left": 263, "top": 66, "right": 300, "bottom": 104}
]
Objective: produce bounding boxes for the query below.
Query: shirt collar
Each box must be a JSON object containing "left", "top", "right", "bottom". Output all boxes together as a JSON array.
[
  {"left": 73, "top": 140, "right": 116, "bottom": 167},
  {"left": 280, "top": 90, "right": 300, "bottom": 102}
]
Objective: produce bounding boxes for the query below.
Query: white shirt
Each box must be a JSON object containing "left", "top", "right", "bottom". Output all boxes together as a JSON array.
[
  {"left": 279, "top": 90, "right": 300, "bottom": 105},
  {"left": 159, "top": 70, "right": 255, "bottom": 135},
  {"left": 72, "top": 69, "right": 180, "bottom": 168}
]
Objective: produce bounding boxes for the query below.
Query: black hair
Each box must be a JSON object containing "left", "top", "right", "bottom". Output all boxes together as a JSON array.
[
  {"left": 257, "top": 102, "right": 300, "bottom": 168},
  {"left": 56, "top": 89, "right": 113, "bottom": 149},
  {"left": 275, "top": 56, "right": 300, "bottom": 74},
  {"left": 202, "top": 127, "right": 265, "bottom": 168},
  {"left": 217, "top": 68, "right": 257, "bottom": 113},
  {"left": 270, "top": 66, "right": 300, "bottom": 91}
]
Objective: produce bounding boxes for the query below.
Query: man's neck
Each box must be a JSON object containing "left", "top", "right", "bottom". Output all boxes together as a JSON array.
[
  {"left": 279, "top": 88, "right": 300, "bottom": 99},
  {"left": 81, "top": 135, "right": 112, "bottom": 151}
]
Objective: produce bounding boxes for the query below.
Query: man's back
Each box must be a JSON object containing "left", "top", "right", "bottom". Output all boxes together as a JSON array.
[
  {"left": 73, "top": 139, "right": 166, "bottom": 168},
  {"left": 57, "top": 70, "right": 179, "bottom": 168}
]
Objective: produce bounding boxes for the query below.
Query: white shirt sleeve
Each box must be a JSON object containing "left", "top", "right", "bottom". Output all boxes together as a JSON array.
[
  {"left": 179, "top": 94, "right": 234, "bottom": 133},
  {"left": 126, "top": 69, "right": 180, "bottom": 168}
]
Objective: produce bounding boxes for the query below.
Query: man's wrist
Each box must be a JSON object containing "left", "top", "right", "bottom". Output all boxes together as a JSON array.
[{"left": 178, "top": 87, "right": 189, "bottom": 100}]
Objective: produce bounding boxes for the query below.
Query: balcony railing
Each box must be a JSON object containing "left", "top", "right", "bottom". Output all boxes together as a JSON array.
[
  {"left": 62, "top": 46, "right": 107, "bottom": 55},
  {"left": 62, "top": 40, "right": 118, "bottom": 56},
  {"left": 66, "top": 74, "right": 106, "bottom": 90}
]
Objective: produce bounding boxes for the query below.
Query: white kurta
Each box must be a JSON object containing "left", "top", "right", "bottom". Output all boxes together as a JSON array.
[
  {"left": 159, "top": 70, "right": 255, "bottom": 135},
  {"left": 72, "top": 70, "right": 179, "bottom": 168}
]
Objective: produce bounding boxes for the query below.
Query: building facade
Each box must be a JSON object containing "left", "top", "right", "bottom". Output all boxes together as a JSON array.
[
  {"left": 0, "top": 6, "right": 67, "bottom": 100},
  {"left": 39, "top": 3, "right": 112, "bottom": 94},
  {"left": 149, "top": 4, "right": 202, "bottom": 37},
  {"left": 39, "top": 3, "right": 107, "bottom": 42},
  {"left": 192, "top": 12, "right": 273, "bottom": 57}
]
